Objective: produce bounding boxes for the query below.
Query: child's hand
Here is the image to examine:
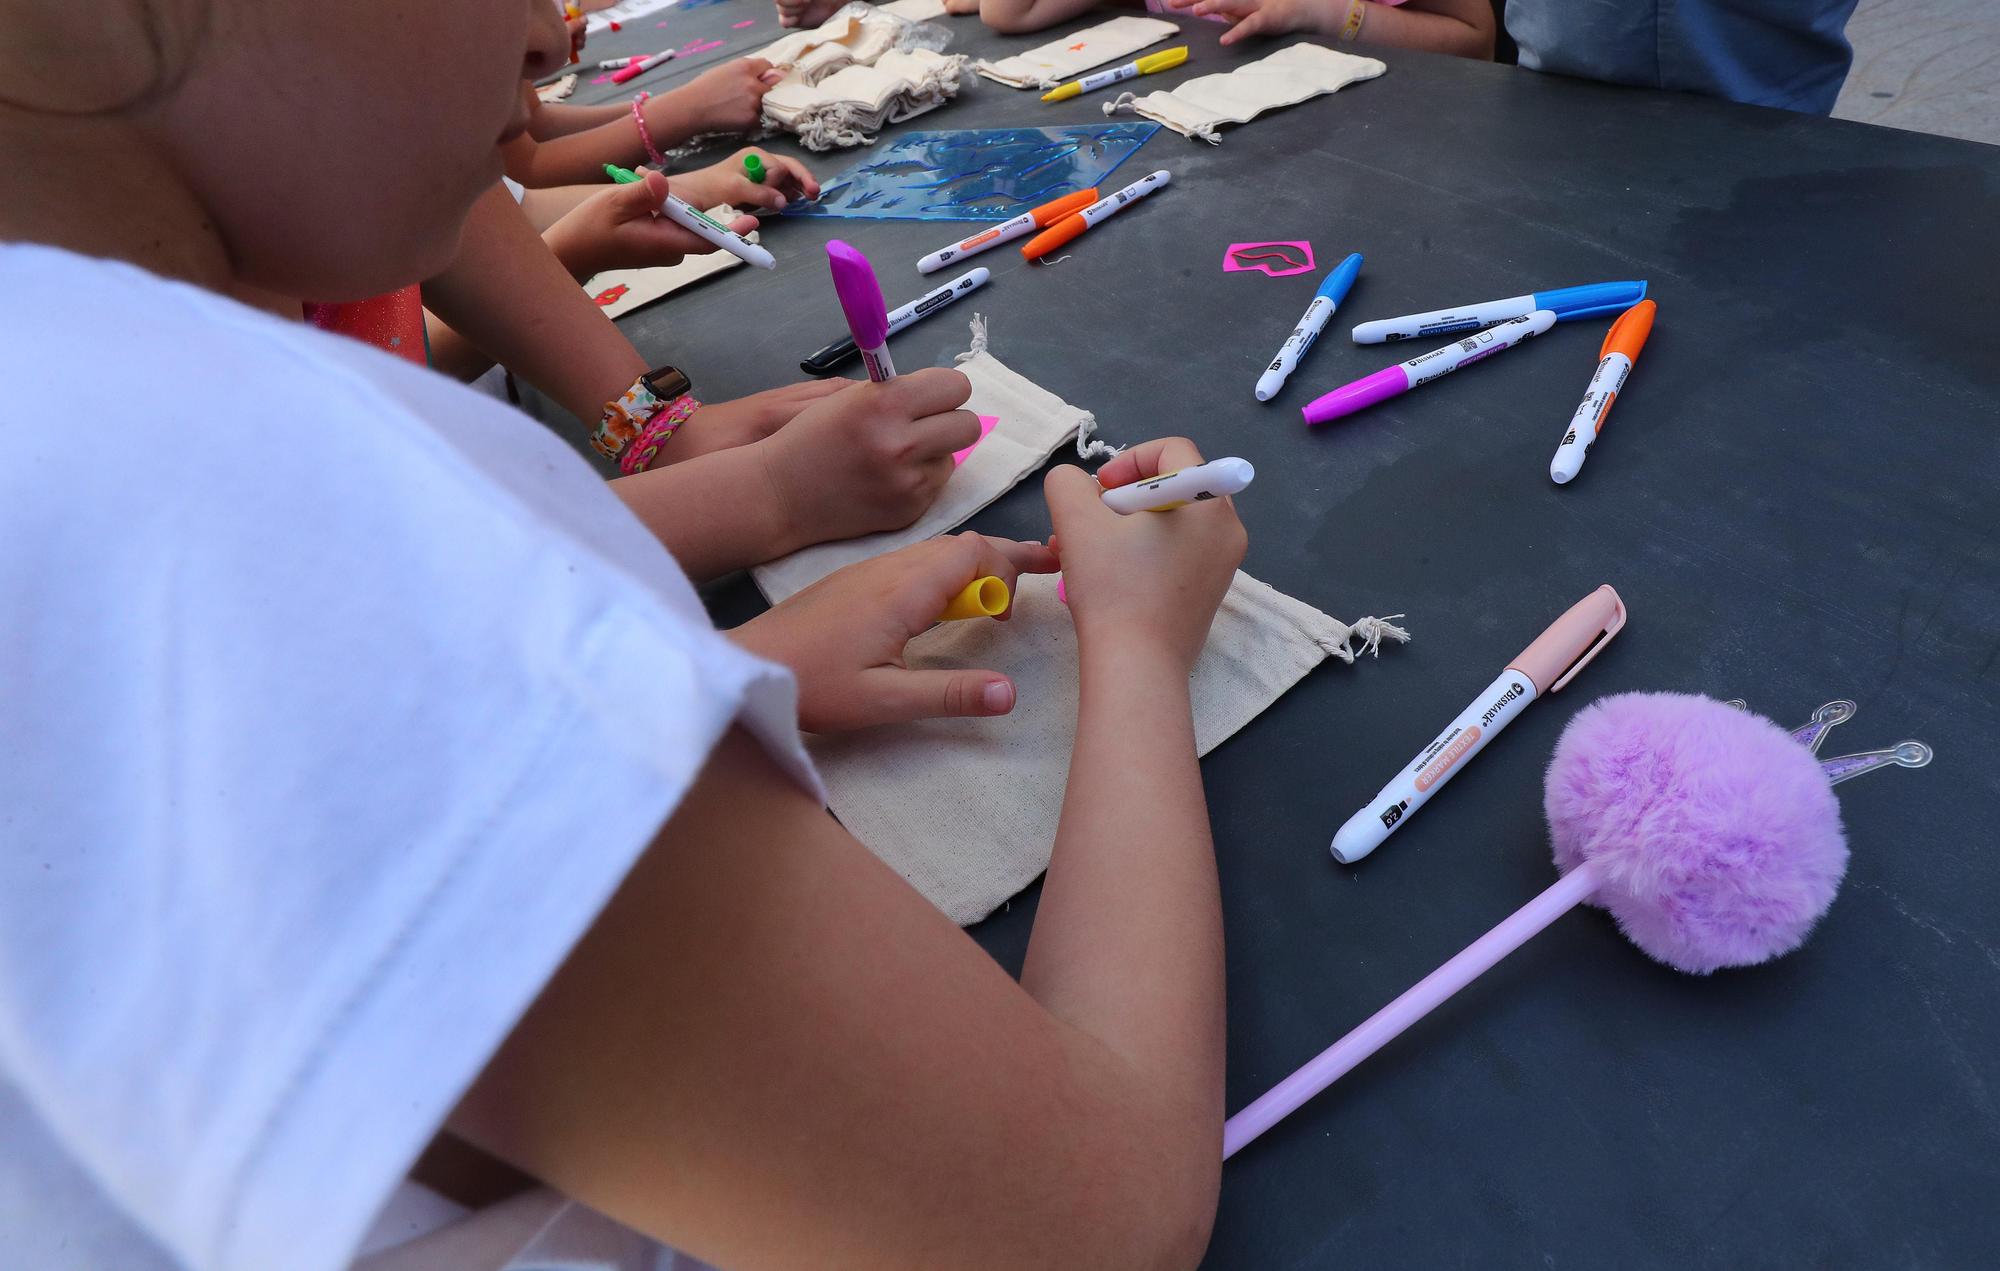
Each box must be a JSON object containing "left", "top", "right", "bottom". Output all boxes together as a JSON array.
[
  {"left": 1171, "top": 0, "right": 1316, "bottom": 46},
  {"left": 733, "top": 532, "right": 1060, "bottom": 730},
  {"left": 667, "top": 148, "right": 819, "bottom": 215},
  {"left": 775, "top": 0, "right": 850, "bottom": 28},
  {"left": 754, "top": 368, "right": 982, "bottom": 548},
  {"left": 670, "top": 58, "right": 787, "bottom": 134},
  {"left": 543, "top": 170, "right": 758, "bottom": 279},
  {"left": 1044, "top": 437, "right": 1248, "bottom": 671},
  {"left": 660, "top": 379, "right": 855, "bottom": 464},
  {"left": 943, "top": 0, "right": 980, "bottom": 12}
]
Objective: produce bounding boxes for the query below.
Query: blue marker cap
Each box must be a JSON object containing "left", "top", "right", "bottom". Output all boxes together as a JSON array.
[
  {"left": 1531, "top": 280, "right": 1648, "bottom": 322},
  {"left": 1314, "top": 252, "right": 1365, "bottom": 305}
]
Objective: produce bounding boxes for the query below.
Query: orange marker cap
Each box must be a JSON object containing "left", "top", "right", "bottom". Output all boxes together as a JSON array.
[
  {"left": 1599, "top": 299, "right": 1656, "bottom": 362},
  {"left": 1029, "top": 188, "right": 1100, "bottom": 228},
  {"left": 1021, "top": 213, "right": 1088, "bottom": 260}
]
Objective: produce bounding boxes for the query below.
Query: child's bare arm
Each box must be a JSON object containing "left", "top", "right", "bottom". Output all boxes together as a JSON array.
[
  {"left": 978, "top": 0, "right": 1101, "bottom": 36},
  {"left": 453, "top": 440, "right": 1244, "bottom": 1270},
  {"left": 1177, "top": 0, "right": 1494, "bottom": 59}
]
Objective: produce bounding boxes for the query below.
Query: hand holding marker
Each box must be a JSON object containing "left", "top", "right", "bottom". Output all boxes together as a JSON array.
[
  {"left": 1040, "top": 46, "right": 1189, "bottom": 102},
  {"left": 1057, "top": 458, "right": 1254, "bottom": 603},
  {"left": 1551, "top": 299, "right": 1655, "bottom": 483},
  {"left": 917, "top": 189, "right": 1098, "bottom": 274},
  {"left": 603, "top": 163, "right": 774, "bottom": 269},
  {"left": 1021, "top": 170, "right": 1171, "bottom": 261},
  {"left": 1256, "top": 252, "right": 1363, "bottom": 402}
]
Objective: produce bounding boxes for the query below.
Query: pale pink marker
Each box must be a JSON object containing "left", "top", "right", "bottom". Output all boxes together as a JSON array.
[{"left": 953, "top": 415, "right": 998, "bottom": 466}]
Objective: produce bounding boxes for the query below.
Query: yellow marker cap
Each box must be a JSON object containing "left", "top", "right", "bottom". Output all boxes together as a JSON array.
[
  {"left": 1041, "top": 81, "right": 1083, "bottom": 103},
  {"left": 938, "top": 576, "right": 1010, "bottom": 622},
  {"left": 1135, "top": 46, "right": 1190, "bottom": 75}
]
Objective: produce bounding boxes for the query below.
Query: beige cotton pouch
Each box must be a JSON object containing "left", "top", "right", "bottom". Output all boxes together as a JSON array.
[
  {"left": 1105, "top": 42, "right": 1385, "bottom": 143},
  {"left": 975, "top": 15, "right": 1177, "bottom": 89},
  {"left": 750, "top": 319, "right": 1410, "bottom": 924}
]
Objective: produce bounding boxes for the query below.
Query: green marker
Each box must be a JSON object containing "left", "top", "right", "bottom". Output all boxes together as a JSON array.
[
  {"left": 744, "top": 154, "right": 765, "bottom": 184},
  {"left": 604, "top": 162, "right": 641, "bottom": 184},
  {"left": 602, "top": 161, "right": 776, "bottom": 269}
]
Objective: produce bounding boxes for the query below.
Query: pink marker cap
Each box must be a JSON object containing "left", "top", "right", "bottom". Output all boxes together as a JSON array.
[
  {"left": 1509, "top": 584, "right": 1627, "bottom": 693},
  {"left": 826, "top": 240, "right": 890, "bottom": 350},
  {"left": 1301, "top": 366, "right": 1409, "bottom": 425}
]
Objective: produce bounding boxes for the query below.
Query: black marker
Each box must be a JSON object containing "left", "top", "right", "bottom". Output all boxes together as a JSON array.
[{"left": 800, "top": 267, "right": 991, "bottom": 376}]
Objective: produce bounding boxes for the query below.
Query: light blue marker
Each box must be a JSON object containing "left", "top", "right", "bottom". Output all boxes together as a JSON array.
[
  {"left": 1350, "top": 280, "right": 1648, "bottom": 344},
  {"left": 1255, "top": 252, "right": 1365, "bottom": 402}
]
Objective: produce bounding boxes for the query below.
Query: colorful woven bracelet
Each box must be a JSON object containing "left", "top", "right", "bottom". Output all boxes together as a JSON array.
[
  {"left": 630, "top": 92, "right": 665, "bottom": 167},
  {"left": 620, "top": 394, "right": 701, "bottom": 475},
  {"left": 592, "top": 374, "right": 666, "bottom": 458},
  {"left": 1337, "top": 0, "right": 1367, "bottom": 42}
]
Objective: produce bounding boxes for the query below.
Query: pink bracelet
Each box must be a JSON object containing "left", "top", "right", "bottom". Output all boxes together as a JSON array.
[
  {"left": 620, "top": 394, "right": 702, "bottom": 474},
  {"left": 630, "top": 92, "right": 665, "bottom": 167}
]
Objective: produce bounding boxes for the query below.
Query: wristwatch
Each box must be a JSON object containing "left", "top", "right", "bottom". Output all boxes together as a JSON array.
[{"left": 593, "top": 362, "right": 693, "bottom": 459}]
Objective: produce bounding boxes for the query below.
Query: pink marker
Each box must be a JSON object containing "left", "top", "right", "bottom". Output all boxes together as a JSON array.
[
  {"left": 610, "top": 47, "right": 677, "bottom": 84},
  {"left": 825, "top": 240, "right": 895, "bottom": 383},
  {"left": 1301, "top": 309, "right": 1555, "bottom": 425}
]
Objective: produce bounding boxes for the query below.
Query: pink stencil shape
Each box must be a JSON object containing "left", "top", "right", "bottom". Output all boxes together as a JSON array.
[
  {"left": 591, "top": 73, "right": 615, "bottom": 84},
  {"left": 681, "top": 37, "right": 726, "bottom": 54},
  {"left": 732, "top": 18, "right": 757, "bottom": 27},
  {"left": 953, "top": 415, "right": 998, "bottom": 466},
  {"left": 1224, "top": 241, "right": 1316, "bottom": 278}
]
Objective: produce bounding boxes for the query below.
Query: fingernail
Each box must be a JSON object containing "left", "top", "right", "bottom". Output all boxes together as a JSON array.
[{"left": 982, "top": 681, "right": 1014, "bottom": 714}]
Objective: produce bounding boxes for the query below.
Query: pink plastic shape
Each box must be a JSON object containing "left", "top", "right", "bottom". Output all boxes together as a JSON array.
[
  {"left": 682, "top": 37, "right": 725, "bottom": 54},
  {"left": 732, "top": 18, "right": 757, "bottom": 27},
  {"left": 1224, "top": 241, "right": 1316, "bottom": 278},
  {"left": 952, "top": 415, "right": 998, "bottom": 466}
]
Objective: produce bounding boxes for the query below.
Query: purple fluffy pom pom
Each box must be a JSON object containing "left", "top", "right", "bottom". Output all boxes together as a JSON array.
[{"left": 1544, "top": 692, "right": 1848, "bottom": 975}]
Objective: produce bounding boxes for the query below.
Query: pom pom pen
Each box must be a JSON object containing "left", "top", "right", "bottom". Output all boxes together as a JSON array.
[
  {"left": 1040, "top": 45, "right": 1188, "bottom": 102},
  {"left": 603, "top": 164, "right": 775, "bottom": 270},
  {"left": 1255, "top": 252, "right": 1363, "bottom": 402},
  {"left": 826, "top": 240, "right": 896, "bottom": 382},
  {"left": 1021, "top": 170, "right": 1171, "bottom": 262},
  {"left": 1302, "top": 310, "right": 1554, "bottom": 425},
  {"left": 1227, "top": 691, "right": 1855, "bottom": 1158},
  {"left": 917, "top": 189, "right": 1098, "bottom": 275},
  {"left": 1330, "top": 585, "right": 1627, "bottom": 864},
  {"left": 1058, "top": 458, "right": 1254, "bottom": 601},
  {"left": 1550, "top": 298, "right": 1655, "bottom": 484}
]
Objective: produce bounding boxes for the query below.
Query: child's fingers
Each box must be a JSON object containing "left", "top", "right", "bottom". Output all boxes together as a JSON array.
[
  {"left": 858, "top": 666, "right": 1017, "bottom": 724},
  {"left": 742, "top": 58, "right": 776, "bottom": 78},
  {"left": 759, "top": 152, "right": 820, "bottom": 199},
  {"left": 1093, "top": 436, "right": 1207, "bottom": 490},
  {"left": 907, "top": 409, "right": 984, "bottom": 463}
]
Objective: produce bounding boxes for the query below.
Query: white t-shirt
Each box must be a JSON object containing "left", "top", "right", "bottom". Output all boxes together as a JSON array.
[{"left": 0, "top": 245, "right": 818, "bottom": 1271}]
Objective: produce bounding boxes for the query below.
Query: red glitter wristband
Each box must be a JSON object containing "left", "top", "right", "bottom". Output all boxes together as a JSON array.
[{"left": 630, "top": 92, "right": 665, "bottom": 167}]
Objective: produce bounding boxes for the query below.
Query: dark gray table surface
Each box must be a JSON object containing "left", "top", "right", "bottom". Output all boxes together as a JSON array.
[{"left": 565, "top": 6, "right": 2000, "bottom": 1265}]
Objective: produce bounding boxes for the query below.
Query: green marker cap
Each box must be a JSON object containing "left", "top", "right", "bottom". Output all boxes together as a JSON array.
[
  {"left": 604, "top": 163, "right": 641, "bottom": 184},
  {"left": 744, "top": 154, "right": 765, "bottom": 184}
]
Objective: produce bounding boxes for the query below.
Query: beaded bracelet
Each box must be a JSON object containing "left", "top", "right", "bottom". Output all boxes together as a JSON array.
[
  {"left": 630, "top": 92, "right": 665, "bottom": 167},
  {"left": 619, "top": 394, "right": 702, "bottom": 475}
]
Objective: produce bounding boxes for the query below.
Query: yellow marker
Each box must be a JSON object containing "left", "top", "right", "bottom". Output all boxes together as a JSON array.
[
  {"left": 1041, "top": 46, "right": 1188, "bottom": 103},
  {"left": 938, "top": 576, "right": 1010, "bottom": 622}
]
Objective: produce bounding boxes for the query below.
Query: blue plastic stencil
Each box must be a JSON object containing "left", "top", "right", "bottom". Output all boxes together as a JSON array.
[{"left": 784, "top": 123, "right": 1160, "bottom": 222}]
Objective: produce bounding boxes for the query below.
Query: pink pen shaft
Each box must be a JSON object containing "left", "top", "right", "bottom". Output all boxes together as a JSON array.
[
  {"left": 611, "top": 51, "right": 670, "bottom": 84},
  {"left": 1222, "top": 861, "right": 1602, "bottom": 1158}
]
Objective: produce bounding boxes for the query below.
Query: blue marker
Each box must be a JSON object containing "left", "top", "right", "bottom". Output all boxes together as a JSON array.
[
  {"left": 1349, "top": 280, "right": 1647, "bottom": 344},
  {"left": 1255, "top": 252, "right": 1365, "bottom": 402}
]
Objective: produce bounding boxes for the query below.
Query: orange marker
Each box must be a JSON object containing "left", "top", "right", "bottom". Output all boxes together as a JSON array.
[
  {"left": 916, "top": 188, "right": 1099, "bottom": 274},
  {"left": 1020, "top": 169, "right": 1170, "bottom": 262},
  {"left": 1550, "top": 299, "right": 1655, "bottom": 484}
]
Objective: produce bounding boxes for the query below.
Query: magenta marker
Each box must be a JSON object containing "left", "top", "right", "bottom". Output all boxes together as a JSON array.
[
  {"left": 826, "top": 240, "right": 896, "bottom": 383},
  {"left": 1301, "top": 309, "right": 1556, "bottom": 425}
]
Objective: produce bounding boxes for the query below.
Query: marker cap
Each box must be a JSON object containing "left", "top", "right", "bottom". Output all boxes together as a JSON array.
[
  {"left": 1302, "top": 366, "right": 1405, "bottom": 425},
  {"left": 938, "top": 576, "right": 1011, "bottom": 622},
  {"left": 1599, "top": 298, "right": 1656, "bottom": 360},
  {"left": 825, "top": 240, "right": 890, "bottom": 349},
  {"left": 744, "top": 154, "right": 765, "bottom": 183},
  {"left": 1315, "top": 252, "right": 1365, "bottom": 303},
  {"left": 1021, "top": 214, "right": 1088, "bottom": 260},
  {"left": 1509, "top": 584, "right": 1627, "bottom": 693},
  {"left": 1030, "top": 188, "right": 1100, "bottom": 226},
  {"left": 1533, "top": 281, "right": 1649, "bottom": 322}
]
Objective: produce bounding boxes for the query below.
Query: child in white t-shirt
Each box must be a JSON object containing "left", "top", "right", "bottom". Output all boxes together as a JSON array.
[{"left": 0, "top": 3, "right": 1246, "bottom": 1271}]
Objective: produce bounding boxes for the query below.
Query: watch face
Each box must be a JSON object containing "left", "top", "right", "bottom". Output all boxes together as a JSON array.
[{"left": 644, "top": 365, "right": 691, "bottom": 399}]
